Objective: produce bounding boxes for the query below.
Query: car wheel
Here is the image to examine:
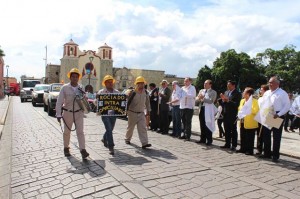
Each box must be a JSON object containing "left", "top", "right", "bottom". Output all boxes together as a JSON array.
[
  {"left": 43, "top": 103, "right": 47, "bottom": 112},
  {"left": 32, "top": 101, "right": 36, "bottom": 107},
  {"left": 48, "top": 101, "right": 54, "bottom": 116},
  {"left": 21, "top": 98, "right": 24, "bottom": 103}
]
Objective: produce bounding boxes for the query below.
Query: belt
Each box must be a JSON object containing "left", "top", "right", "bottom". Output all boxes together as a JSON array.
[
  {"left": 62, "top": 108, "right": 82, "bottom": 113},
  {"left": 128, "top": 110, "right": 143, "bottom": 114}
]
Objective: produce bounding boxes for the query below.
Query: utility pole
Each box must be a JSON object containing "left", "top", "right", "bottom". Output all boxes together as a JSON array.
[
  {"left": 44, "top": 45, "right": 48, "bottom": 83},
  {"left": 44, "top": 45, "right": 47, "bottom": 67}
]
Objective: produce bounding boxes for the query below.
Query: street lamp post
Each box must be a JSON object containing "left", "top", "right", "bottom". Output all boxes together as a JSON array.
[
  {"left": 6, "top": 65, "right": 9, "bottom": 89},
  {"left": 86, "top": 56, "right": 94, "bottom": 92}
]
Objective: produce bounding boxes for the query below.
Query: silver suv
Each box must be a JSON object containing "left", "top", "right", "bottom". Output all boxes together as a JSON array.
[
  {"left": 32, "top": 84, "right": 49, "bottom": 106},
  {"left": 43, "top": 83, "right": 63, "bottom": 116}
]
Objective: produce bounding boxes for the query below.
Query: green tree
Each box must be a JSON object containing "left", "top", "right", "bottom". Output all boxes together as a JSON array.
[
  {"left": 194, "top": 65, "right": 212, "bottom": 92},
  {"left": 255, "top": 45, "right": 300, "bottom": 92},
  {"left": 211, "top": 49, "right": 265, "bottom": 94},
  {"left": 0, "top": 46, "right": 5, "bottom": 57}
]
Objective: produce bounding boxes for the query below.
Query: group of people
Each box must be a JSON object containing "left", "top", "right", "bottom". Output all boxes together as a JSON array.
[
  {"left": 149, "top": 76, "right": 299, "bottom": 162},
  {"left": 55, "top": 68, "right": 300, "bottom": 162},
  {"left": 55, "top": 68, "right": 153, "bottom": 158}
]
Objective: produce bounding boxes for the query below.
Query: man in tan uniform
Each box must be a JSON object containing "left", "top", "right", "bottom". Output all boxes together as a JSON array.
[
  {"left": 125, "top": 76, "right": 152, "bottom": 149},
  {"left": 56, "top": 68, "right": 90, "bottom": 159}
]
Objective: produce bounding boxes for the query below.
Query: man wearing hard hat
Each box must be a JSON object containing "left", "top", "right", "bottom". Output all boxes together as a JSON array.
[
  {"left": 125, "top": 76, "right": 152, "bottom": 148},
  {"left": 96, "top": 75, "right": 120, "bottom": 155},
  {"left": 56, "top": 68, "right": 90, "bottom": 159}
]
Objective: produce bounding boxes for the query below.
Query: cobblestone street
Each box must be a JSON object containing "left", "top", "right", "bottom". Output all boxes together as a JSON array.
[{"left": 1, "top": 96, "right": 300, "bottom": 198}]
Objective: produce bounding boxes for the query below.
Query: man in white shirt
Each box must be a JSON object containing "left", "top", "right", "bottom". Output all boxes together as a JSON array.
[
  {"left": 284, "top": 93, "right": 295, "bottom": 132},
  {"left": 196, "top": 79, "right": 217, "bottom": 145},
  {"left": 167, "top": 81, "right": 182, "bottom": 137},
  {"left": 179, "top": 77, "right": 196, "bottom": 141},
  {"left": 290, "top": 95, "right": 300, "bottom": 133},
  {"left": 260, "top": 76, "right": 290, "bottom": 162}
]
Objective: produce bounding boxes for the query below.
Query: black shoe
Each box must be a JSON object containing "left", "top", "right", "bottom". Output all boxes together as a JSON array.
[
  {"left": 258, "top": 154, "right": 271, "bottom": 159},
  {"left": 255, "top": 152, "right": 262, "bottom": 155},
  {"left": 284, "top": 128, "right": 289, "bottom": 132},
  {"left": 220, "top": 145, "right": 230, "bottom": 149},
  {"left": 179, "top": 136, "right": 186, "bottom": 139},
  {"left": 101, "top": 139, "right": 108, "bottom": 148},
  {"left": 230, "top": 147, "right": 236, "bottom": 151},
  {"left": 236, "top": 149, "right": 245, "bottom": 153},
  {"left": 184, "top": 138, "right": 190, "bottom": 141},
  {"left": 272, "top": 158, "right": 279, "bottom": 163},
  {"left": 196, "top": 140, "right": 205, "bottom": 144},
  {"left": 64, "top": 147, "right": 71, "bottom": 157},
  {"left": 245, "top": 152, "right": 253, "bottom": 155},
  {"left": 290, "top": 128, "right": 295, "bottom": 132},
  {"left": 125, "top": 140, "right": 131, "bottom": 145},
  {"left": 206, "top": 142, "right": 212, "bottom": 146},
  {"left": 161, "top": 132, "right": 168, "bottom": 135},
  {"left": 80, "top": 149, "right": 89, "bottom": 159},
  {"left": 142, "top": 144, "right": 152, "bottom": 149},
  {"left": 109, "top": 147, "right": 114, "bottom": 155}
]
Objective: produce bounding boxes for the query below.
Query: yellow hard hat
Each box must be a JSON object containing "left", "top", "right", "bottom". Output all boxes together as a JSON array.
[
  {"left": 134, "top": 76, "right": 146, "bottom": 85},
  {"left": 67, "top": 68, "right": 82, "bottom": 79},
  {"left": 102, "top": 75, "right": 115, "bottom": 86}
]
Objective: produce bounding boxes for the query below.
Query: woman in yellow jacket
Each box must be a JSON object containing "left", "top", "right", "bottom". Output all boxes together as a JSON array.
[{"left": 236, "top": 87, "right": 259, "bottom": 155}]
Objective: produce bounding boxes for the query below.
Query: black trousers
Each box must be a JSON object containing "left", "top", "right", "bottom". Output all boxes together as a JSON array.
[
  {"left": 199, "top": 106, "right": 213, "bottom": 143},
  {"left": 291, "top": 117, "right": 300, "bottom": 130},
  {"left": 239, "top": 124, "right": 247, "bottom": 152},
  {"left": 217, "top": 119, "right": 225, "bottom": 137},
  {"left": 240, "top": 123, "right": 256, "bottom": 154},
  {"left": 256, "top": 124, "right": 264, "bottom": 153},
  {"left": 263, "top": 117, "right": 284, "bottom": 159},
  {"left": 150, "top": 110, "right": 159, "bottom": 130},
  {"left": 159, "top": 109, "right": 169, "bottom": 134},
  {"left": 223, "top": 117, "right": 238, "bottom": 147},
  {"left": 284, "top": 113, "right": 294, "bottom": 129},
  {"left": 181, "top": 108, "right": 194, "bottom": 139}
]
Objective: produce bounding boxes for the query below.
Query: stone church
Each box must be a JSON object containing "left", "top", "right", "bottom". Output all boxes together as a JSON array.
[{"left": 45, "top": 39, "right": 185, "bottom": 92}]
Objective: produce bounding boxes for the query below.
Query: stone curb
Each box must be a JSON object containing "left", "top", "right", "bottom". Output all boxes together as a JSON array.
[{"left": 0, "top": 97, "right": 10, "bottom": 139}]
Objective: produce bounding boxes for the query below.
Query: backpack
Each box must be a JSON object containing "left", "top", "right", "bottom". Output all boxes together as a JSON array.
[{"left": 126, "top": 89, "right": 148, "bottom": 111}]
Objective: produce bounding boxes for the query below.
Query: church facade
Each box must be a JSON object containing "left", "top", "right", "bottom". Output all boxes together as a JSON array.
[{"left": 45, "top": 39, "right": 186, "bottom": 92}]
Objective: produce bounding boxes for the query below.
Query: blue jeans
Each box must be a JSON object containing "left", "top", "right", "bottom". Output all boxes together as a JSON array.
[
  {"left": 101, "top": 116, "right": 117, "bottom": 148},
  {"left": 172, "top": 105, "right": 181, "bottom": 136}
]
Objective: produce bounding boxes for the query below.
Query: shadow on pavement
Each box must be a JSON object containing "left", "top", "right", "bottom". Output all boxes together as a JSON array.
[
  {"left": 109, "top": 150, "right": 151, "bottom": 165},
  {"left": 123, "top": 142, "right": 178, "bottom": 164},
  {"left": 66, "top": 156, "right": 106, "bottom": 177},
  {"left": 256, "top": 157, "right": 300, "bottom": 171}
]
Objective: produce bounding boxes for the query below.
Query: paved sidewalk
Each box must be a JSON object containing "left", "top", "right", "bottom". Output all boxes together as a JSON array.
[
  {"left": 0, "top": 96, "right": 10, "bottom": 137},
  {"left": 1, "top": 97, "right": 300, "bottom": 198},
  {"left": 190, "top": 111, "right": 300, "bottom": 159},
  {"left": 0, "top": 96, "right": 12, "bottom": 199}
]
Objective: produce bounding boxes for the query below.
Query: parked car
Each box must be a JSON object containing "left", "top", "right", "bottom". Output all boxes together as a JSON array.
[
  {"left": 43, "top": 83, "right": 63, "bottom": 116},
  {"left": 32, "top": 84, "right": 49, "bottom": 107}
]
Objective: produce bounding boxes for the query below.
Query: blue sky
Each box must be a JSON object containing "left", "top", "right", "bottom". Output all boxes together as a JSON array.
[{"left": 1, "top": 0, "right": 300, "bottom": 82}]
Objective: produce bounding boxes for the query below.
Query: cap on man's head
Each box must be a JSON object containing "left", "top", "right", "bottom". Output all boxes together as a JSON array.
[
  {"left": 160, "top": 80, "right": 169, "bottom": 85},
  {"left": 102, "top": 75, "right": 115, "bottom": 86}
]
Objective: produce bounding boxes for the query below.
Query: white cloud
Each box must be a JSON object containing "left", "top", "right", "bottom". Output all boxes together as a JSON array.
[{"left": 1, "top": 0, "right": 300, "bottom": 81}]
